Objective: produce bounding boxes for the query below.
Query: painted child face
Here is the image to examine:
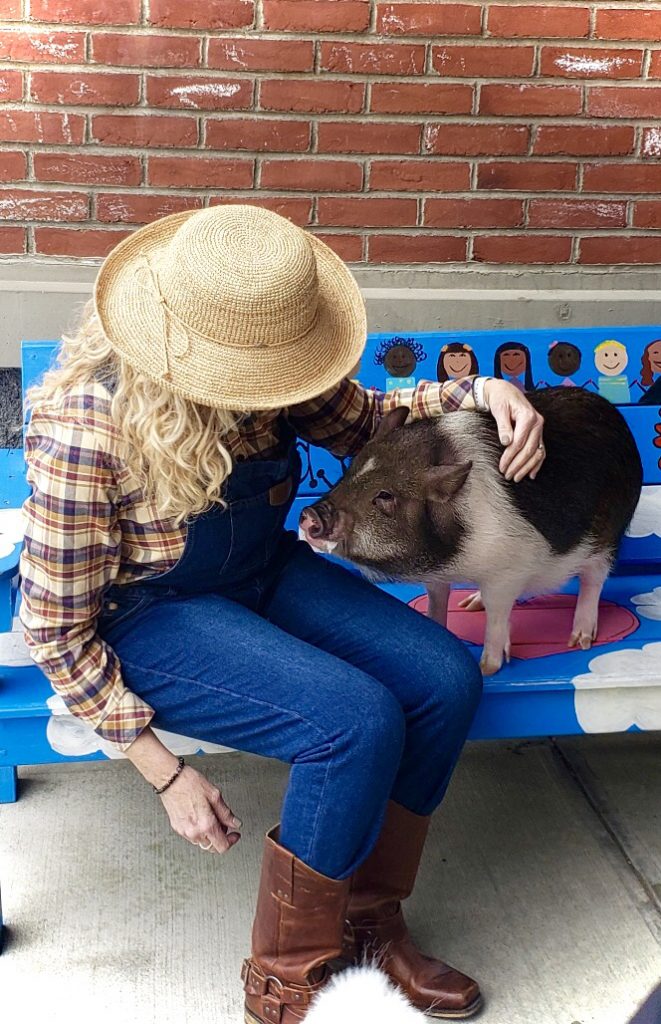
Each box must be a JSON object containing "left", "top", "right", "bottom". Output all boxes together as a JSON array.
[
  {"left": 595, "top": 344, "right": 628, "bottom": 377},
  {"left": 385, "top": 344, "right": 416, "bottom": 377},
  {"left": 647, "top": 342, "right": 661, "bottom": 374},
  {"left": 499, "top": 347, "right": 527, "bottom": 377},
  {"left": 548, "top": 343, "right": 581, "bottom": 377},
  {"left": 443, "top": 350, "right": 473, "bottom": 378}
]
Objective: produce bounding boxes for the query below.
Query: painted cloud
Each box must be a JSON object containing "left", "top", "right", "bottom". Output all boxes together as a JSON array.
[
  {"left": 630, "top": 587, "right": 661, "bottom": 621},
  {"left": 572, "top": 641, "right": 661, "bottom": 732},
  {"left": 0, "top": 614, "right": 32, "bottom": 666},
  {"left": 0, "top": 507, "right": 26, "bottom": 558},
  {"left": 626, "top": 486, "right": 661, "bottom": 539},
  {"left": 46, "top": 694, "right": 230, "bottom": 760}
]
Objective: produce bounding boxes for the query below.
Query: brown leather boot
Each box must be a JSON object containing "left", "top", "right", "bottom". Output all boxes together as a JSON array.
[
  {"left": 243, "top": 827, "right": 351, "bottom": 1024},
  {"left": 342, "top": 801, "right": 482, "bottom": 1019}
]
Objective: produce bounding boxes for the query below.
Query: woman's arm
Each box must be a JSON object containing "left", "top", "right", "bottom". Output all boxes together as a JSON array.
[
  {"left": 19, "top": 407, "right": 155, "bottom": 753},
  {"left": 288, "top": 375, "right": 545, "bottom": 481}
]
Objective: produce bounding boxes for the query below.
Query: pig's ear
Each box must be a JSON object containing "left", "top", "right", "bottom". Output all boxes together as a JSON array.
[
  {"left": 374, "top": 407, "right": 410, "bottom": 440},
  {"left": 424, "top": 462, "right": 472, "bottom": 503}
]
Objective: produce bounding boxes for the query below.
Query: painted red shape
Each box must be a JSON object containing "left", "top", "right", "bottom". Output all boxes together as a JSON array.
[{"left": 408, "top": 590, "right": 639, "bottom": 659}]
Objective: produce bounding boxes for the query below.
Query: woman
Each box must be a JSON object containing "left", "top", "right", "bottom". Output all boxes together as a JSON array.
[{"left": 19, "top": 206, "right": 545, "bottom": 1022}]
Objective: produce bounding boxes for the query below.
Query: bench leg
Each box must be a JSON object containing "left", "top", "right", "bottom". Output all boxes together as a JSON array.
[{"left": 0, "top": 766, "right": 18, "bottom": 803}]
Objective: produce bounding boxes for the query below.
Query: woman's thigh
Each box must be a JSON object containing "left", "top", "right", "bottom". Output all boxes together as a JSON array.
[
  {"left": 264, "top": 542, "right": 483, "bottom": 717},
  {"left": 97, "top": 589, "right": 402, "bottom": 765}
]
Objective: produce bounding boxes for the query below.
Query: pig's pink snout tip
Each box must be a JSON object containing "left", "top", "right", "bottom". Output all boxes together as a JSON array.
[{"left": 300, "top": 508, "right": 324, "bottom": 539}]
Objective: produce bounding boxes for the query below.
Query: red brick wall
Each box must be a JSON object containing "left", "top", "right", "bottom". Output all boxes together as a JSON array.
[{"left": 2, "top": 0, "right": 661, "bottom": 266}]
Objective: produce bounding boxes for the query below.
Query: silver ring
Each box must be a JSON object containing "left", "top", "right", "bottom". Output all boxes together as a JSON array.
[
  {"left": 537, "top": 443, "right": 545, "bottom": 451},
  {"left": 198, "top": 841, "right": 213, "bottom": 851}
]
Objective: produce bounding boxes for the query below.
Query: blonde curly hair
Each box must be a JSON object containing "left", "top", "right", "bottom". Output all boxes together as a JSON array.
[{"left": 23, "top": 298, "right": 241, "bottom": 526}]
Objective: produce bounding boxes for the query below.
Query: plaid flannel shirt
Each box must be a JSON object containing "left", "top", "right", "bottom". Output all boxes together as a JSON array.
[{"left": 18, "top": 374, "right": 476, "bottom": 753}]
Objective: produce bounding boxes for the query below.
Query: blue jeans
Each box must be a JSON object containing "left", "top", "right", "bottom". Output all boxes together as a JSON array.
[{"left": 97, "top": 541, "right": 482, "bottom": 879}]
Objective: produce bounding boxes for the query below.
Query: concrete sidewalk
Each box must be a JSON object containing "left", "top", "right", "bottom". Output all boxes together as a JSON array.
[{"left": 1, "top": 735, "right": 659, "bottom": 1024}]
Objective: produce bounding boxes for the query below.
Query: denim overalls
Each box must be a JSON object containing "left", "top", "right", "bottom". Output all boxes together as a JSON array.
[{"left": 94, "top": 373, "right": 482, "bottom": 879}]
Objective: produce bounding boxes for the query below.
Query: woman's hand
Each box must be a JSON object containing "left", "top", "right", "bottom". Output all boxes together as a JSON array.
[
  {"left": 159, "top": 763, "right": 242, "bottom": 854},
  {"left": 483, "top": 379, "right": 545, "bottom": 482},
  {"left": 124, "top": 728, "right": 241, "bottom": 855}
]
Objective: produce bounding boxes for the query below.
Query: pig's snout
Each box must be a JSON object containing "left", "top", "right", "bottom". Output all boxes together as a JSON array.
[{"left": 299, "top": 502, "right": 351, "bottom": 552}]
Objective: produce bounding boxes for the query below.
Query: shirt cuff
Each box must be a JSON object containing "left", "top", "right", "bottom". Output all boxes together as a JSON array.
[{"left": 93, "top": 689, "right": 156, "bottom": 754}]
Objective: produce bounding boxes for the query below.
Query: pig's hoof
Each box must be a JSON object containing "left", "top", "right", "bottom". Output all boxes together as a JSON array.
[
  {"left": 568, "top": 628, "right": 596, "bottom": 651},
  {"left": 458, "top": 591, "right": 485, "bottom": 612},
  {"left": 480, "top": 652, "right": 503, "bottom": 676}
]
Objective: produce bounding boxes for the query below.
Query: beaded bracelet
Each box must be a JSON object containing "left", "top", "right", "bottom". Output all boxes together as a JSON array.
[{"left": 153, "top": 755, "right": 186, "bottom": 795}]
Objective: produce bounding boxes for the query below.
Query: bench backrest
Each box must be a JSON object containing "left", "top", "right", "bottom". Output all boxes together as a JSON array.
[{"left": 20, "top": 328, "right": 661, "bottom": 569}]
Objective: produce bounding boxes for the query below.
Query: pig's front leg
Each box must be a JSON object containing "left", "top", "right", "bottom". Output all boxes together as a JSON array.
[
  {"left": 426, "top": 580, "right": 450, "bottom": 626},
  {"left": 479, "top": 584, "right": 519, "bottom": 676}
]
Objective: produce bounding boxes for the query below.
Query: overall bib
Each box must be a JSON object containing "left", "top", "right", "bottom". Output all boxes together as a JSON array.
[{"left": 94, "top": 375, "right": 482, "bottom": 879}]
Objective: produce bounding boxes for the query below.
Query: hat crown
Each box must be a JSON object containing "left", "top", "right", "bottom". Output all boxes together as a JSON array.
[{"left": 155, "top": 205, "right": 319, "bottom": 349}]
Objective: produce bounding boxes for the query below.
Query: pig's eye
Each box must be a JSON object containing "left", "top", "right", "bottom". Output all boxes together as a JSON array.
[{"left": 373, "top": 490, "right": 396, "bottom": 515}]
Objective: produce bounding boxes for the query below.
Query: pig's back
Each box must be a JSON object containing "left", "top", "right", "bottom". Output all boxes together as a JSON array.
[{"left": 505, "top": 386, "right": 642, "bottom": 555}]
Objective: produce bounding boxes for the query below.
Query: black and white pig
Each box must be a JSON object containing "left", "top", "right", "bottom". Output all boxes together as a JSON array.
[{"left": 299, "top": 387, "right": 643, "bottom": 675}]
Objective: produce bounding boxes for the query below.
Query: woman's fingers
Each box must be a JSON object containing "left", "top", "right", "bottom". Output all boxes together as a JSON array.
[
  {"left": 208, "top": 787, "right": 242, "bottom": 834},
  {"left": 503, "top": 420, "right": 546, "bottom": 482}
]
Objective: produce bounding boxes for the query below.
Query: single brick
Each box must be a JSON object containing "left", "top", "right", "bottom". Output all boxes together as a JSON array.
[
  {"left": 583, "top": 164, "right": 661, "bottom": 193},
  {"left": 473, "top": 235, "right": 573, "bottom": 264},
  {"left": 317, "top": 197, "right": 417, "bottom": 228},
  {"left": 312, "top": 232, "right": 364, "bottom": 262},
  {"left": 424, "top": 122, "right": 529, "bottom": 156},
  {"left": 528, "top": 199, "right": 627, "bottom": 228},
  {"left": 540, "top": 46, "right": 643, "bottom": 80},
  {"left": 587, "top": 87, "right": 661, "bottom": 119},
  {"left": 533, "top": 125, "right": 635, "bottom": 156},
  {"left": 30, "top": 71, "right": 139, "bottom": 106},
  {"left": 369, "top": 160, "right": 470, "bottom": 191},
  {"left": 208, "top": 38, "right": 314, "bottom": 73},
  {"left": 487, "top": 5, "right": 590, "bottom": 38},
  {"left": 424, "top": 197, "right": 524, "bottom": 229},
  {"left": 368, "top": 234, "right": 467, "bottom": 263},
  {"left": 595, "top": 9, "right": 661, "bottom": 41},
  {"left": 0, "top": 189, "right": 88, "bottom": 221},
  {"left": 148, "top": 155, "right": 254, "bottom": 188},
  {"left": 263, "top": 1, "right": 370, "bottom": 32},
  {"left": 146, "top": 75, "right": 252, "bottom": 111},
  {"left": 0, "top": 227, "right": 26, "bottom": 253},
  {"left": 480, "top": 83, "right": 582, "bottom": 117},
  {"left": 371, "top": 82, "right": 473, "bottom": 115},
  {"left": 477, "top": 161, "right": 577, "bottom": 191},
  {"left": 149, "top": 0, "right": 254, "bottom": 29},
  {"left": 204, "top": 118, "right": 310, "bottom": 152},
  {"left": 643, "top": 128, "right": 661, "bottom": 159},
  {"left": 376, "top": 4, "right": 481, "bottom": 36},
  {"left": 34, "top": 227, "right": 132, "bottom": 257},
  {"left": 0, "top": 152, "right": 27, "bottom": 182},
  {"left": 209, "top": 194, "right": 312, "bottom": 225},
  {"left": 260, "top": 79, "right": 365, "bottom": 115},
  {"left": 260, "top": 159, "right": 363, "bottom": 192},
  {"left": 0, "top": 29, "right": 85, "bottom": 64},
  {"left": 96, "top": 193, "right": 203, "bottom": 223},
  {"left": 91, "top": 33, "right": 202, "bottom": 68},
  {"left": 34, "top": 152, "right": 142, "bottom": 185},
  {"left": 432, "top": 44, "right": 535, "bottom": 78},
  {"left": 91, "top": 114, "right": 198, "bottom": 148},
  {"left": 0, "top": 70, "right": 22, "bottom": 101},
  {"left": 320, "top": 41, "right": 425, "bottom": 76},
  {"left": 29, "top": 0, "right": 140, "bottom": 25},
  {"left": 1, "top": 0, "right": 21, "bottom": 18},
  {"left": 0, "top": 111, "right": 85, "bottom": 144},
  {"left": 318, "top": 121, "right": 421, "bottom": 155},
  {"left": 632, "top": 202, "right": 661, "bottom": 229},
  {"left": 579, "top": 236, "right": 661, "bottom": 264},
  {"left": 649, "top": 52, "right": 661, "bottom": 79}
]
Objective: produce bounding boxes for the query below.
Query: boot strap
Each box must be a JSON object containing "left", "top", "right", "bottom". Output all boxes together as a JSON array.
[{"left": 242, "top": 959, "right": 324, "bottom": 1008}]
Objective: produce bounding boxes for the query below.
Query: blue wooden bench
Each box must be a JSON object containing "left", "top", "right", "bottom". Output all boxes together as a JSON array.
[{"left": 3, "top": 328, "right": 661, "bottom": 947}]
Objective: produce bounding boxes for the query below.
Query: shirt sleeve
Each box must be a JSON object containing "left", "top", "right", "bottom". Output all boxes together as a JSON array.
[
  {"left": 18, "top": 408, "right": 156, "bottom": 753},
  {"left": 287, "top": 376, "right": 477, "bottom": 459}
]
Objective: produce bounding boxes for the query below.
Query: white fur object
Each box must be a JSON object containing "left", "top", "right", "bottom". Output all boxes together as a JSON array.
[{"left": 306, "top": 965, "right": 428, "bottom": 1024}]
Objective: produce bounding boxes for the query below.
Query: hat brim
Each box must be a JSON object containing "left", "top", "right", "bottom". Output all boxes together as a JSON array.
[{"left": 93, "top": 209, "right": 367, "bottom": 411}]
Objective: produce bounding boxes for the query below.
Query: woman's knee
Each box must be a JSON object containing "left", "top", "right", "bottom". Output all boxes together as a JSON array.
[
  {"left": 328, "top": 674, "right": 406, "bottom": 774},
  {"left": 418, "top": 635, "right": 484, "bottom": 725}
]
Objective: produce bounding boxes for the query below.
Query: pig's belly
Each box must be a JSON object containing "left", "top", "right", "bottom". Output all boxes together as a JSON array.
[{"left": 454, "top": 536, "right": 599, "bottom": 598}]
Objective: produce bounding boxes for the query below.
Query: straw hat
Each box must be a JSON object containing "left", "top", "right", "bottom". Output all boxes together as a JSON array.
[{"left": 93, "top": 204, "right": 367, "bottom": 410}]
